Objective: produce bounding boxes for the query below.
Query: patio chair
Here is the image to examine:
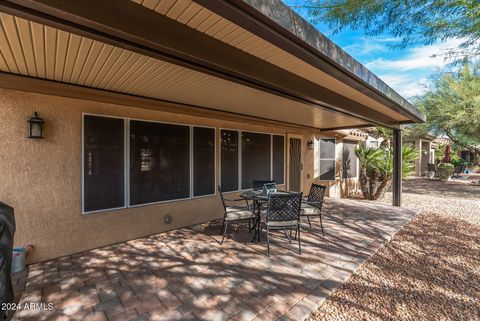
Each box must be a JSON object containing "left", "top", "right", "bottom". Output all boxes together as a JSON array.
[
  {"left": 252, "top": 180, "right": 276, "bottom": 211},
  {"left": 218, "top": 186, "right": 256, "bottom": 244},
  {"left": 263, "top": 192, "right": 303, "bottom": 256},
  {"left": 300, "top": 183, "right": 327, "bottom": 236},
  {"left": 252, "top": 180, "right": 276, "bottom": 191}
]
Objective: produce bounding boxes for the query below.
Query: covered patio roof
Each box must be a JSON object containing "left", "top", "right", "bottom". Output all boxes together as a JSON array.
[{"left": 0, "top": 0, "right": 425, "bottom": 130}]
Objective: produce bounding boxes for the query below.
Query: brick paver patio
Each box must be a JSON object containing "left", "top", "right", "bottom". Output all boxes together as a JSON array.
[{"left": 12, "top": 198, "right": 416, "bottom": 321}]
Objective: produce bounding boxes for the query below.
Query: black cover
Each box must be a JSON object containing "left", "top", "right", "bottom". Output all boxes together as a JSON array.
[{"left": 0, "top": 202, "right": 15, "bottom": 320}]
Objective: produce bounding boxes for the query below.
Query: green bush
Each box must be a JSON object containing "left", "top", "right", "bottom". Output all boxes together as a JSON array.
[
  {"left": 436, "top": 163, "right": 454, "bottom": 180},
  {"left": 450, "top": 156, "right": 465, "bottom": 167}
]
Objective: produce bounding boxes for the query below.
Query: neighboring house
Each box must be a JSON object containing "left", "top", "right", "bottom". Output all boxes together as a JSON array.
[
  {"left": 313, "top": 129, "right": 366, "bottom": 198},
  {"left": 432, "top": 137, "right": 479, "bottom": 165},
  {"left": 0, "top": 0, "right": 424, "bottom": 263},
  {"left": 406, "top": 135, "right": 438, "bottom": 177},
  {"left": 361, "top": 127, "right": 441, "bottom": 177}
]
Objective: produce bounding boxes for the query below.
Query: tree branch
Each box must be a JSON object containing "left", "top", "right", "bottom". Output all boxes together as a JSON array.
[{"left": 445, "top": 129, "right": 480, "bottom": 153}]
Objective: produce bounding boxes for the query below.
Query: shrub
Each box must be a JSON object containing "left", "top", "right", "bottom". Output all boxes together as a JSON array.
[
  {"left": 436, "top": 163, "right": 454, "bottom": 180},
  {"left": 355, "top": 144, "right": 418, "bottom": 200}
]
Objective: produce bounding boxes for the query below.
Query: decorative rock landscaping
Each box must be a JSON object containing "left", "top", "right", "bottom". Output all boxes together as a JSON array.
[{"left": 311, "top": 177, "right": 480, "bottom": 321}]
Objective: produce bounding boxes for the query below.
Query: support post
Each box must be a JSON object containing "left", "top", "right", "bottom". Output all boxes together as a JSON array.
[{"left": 392, "top": 129, "right": 402, "bottom": 206}]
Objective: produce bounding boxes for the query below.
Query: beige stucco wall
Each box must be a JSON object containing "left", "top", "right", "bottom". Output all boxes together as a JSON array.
[
  {"left": 303, "top": 134, "right": 360, "bottom": 198},
  {"left": 1, "top": 88, "right": 337, "bottom": 263}
]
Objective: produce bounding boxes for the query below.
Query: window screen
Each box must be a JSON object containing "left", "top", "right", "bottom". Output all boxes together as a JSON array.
[
  {"left": 193, "top": 127, "right": 215, "bottom": 196},
  {"left": 83, "top": 115, "right": 125, "bottom": 212},
  {"left": 343, "top": 140, "right": 358, "bottom": 178},
  {"left": 242, "top": 132, "right": 271, "bottom": 189},
  {"left": 272, "top": 135, "right": 285, "bottom": 184},
  {"left": 320, "top": 138, "right": 336, "bottom": 181},
  {"left": 221, "top": 130, "right": 239, "bottom": 192},
  {"left": 129, "top": 120, "right": 190, "bottom": 205}
]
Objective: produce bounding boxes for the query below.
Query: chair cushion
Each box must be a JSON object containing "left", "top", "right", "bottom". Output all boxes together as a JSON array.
[
  {"left": 225, "top": 207, "right": 256, "bottom": 221},
  {"left": 300, "top": 204, "right": 321, "bottom": 216},
  {"left": 266, "top": 220, "right": 298, "bottom": 227}
]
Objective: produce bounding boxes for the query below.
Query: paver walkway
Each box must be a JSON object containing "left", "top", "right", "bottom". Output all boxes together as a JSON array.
[{"left": 12, "top": 198, "right": 416, "bottom": 321}]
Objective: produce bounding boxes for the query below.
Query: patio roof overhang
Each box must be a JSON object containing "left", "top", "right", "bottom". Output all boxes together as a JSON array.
[{"left": 0, "top": 0, "right": 425, "bottom": 130}]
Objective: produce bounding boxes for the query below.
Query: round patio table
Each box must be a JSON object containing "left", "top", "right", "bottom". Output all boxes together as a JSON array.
[{"left": 239, "top": 190, "right": 291, "bottom": 242}]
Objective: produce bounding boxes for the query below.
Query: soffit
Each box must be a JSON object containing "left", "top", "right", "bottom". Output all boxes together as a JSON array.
[
  {"left": 0, "top": 12, "right": 367, "bottom": 129},
  {"left": 132, "top": 0, "right": 409, "bottom": 122}
]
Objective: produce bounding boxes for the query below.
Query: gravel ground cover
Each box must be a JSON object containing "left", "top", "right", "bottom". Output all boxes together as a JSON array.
[
  {"left": 379, "top": 178, "right": 480, "bottom": 225},
  {"left": 310, "top": 177, "right": 480, "bottom": 321}
]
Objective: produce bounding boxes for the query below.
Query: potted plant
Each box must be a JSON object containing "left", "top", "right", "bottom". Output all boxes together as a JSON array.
[{"left": 436, "top": 163, "right": 455, "bottom": 180}]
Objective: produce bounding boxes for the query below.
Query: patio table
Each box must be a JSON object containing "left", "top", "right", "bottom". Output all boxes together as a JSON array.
[{"left": 240, "top": 190, "right": 292, "bottom": 242}]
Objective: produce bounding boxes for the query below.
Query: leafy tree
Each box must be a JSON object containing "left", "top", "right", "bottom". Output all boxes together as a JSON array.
[
  {"left": 415, "top": 62, "right": 480, "bottom": 159},
  {"left": 355, "top": 144, "right": 418, "bottom": 200},
  {"left": 289, "top": 0, "right": 480, "bottom": 60}
]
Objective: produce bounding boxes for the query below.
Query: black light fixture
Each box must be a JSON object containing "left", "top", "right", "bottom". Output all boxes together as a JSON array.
[
  {"left": 27, "top": 112, "right": 45, "bottom": 139},
  {"left": 307, "top": 139, "right": 314, "bottom": 150}
]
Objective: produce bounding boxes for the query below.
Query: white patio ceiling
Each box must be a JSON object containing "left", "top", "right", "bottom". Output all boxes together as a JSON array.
[{"left": 0, "top": 12, "right": 367, "bottom": 129}]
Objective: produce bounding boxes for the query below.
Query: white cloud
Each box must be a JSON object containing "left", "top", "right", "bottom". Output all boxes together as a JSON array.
[
  {"left": 376, "top": 73, "right": 430, "bottom": 99},
  {"left": 361, "top": 38, "right": 468, "bottom": 99},
  {"left": 342, "top": 36, "right": 398, "bottom": 57},
  {"left": 365, "top": 38, "right": 463, "bottom": 71},
  {"left": 343, "top": 40, "right": 387, "bottom": 56}
]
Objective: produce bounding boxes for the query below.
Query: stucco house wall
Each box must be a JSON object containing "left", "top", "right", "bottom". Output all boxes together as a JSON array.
[{"left": 0, "top": 88, "right": 357, "bottom": 263}]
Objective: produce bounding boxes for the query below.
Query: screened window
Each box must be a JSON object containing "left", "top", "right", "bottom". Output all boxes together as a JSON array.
[
  {"left": 193, "top": 127, "right": 215, "bottom": 196},
  {"left": 342, "top": 140, "right": 358, "bottom": 178},
  {"left": 83, "top": 115, "right": 125, "bottom": 212},
  {"left": 241, "top": 132, "right": 271, "bottom": 189},
  {"left": 320, "top": 138, "right": 336, "bottom": 181},
  {"left": 129, "top": 120, "right": 190, "bottom": 205},
  {"left": 221, "top": 130, "right": 239, "bottom": 192},
  {"left": 272, "top": 135, "right": 285, "bottom": 184}
]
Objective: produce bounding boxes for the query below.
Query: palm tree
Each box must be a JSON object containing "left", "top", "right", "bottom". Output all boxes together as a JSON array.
[{"left": 355, "top": 144, "right": 418, "bottom": 200}]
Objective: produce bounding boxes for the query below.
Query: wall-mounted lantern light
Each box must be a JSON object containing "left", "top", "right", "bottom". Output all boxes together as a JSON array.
[
  {"left": 307, "top": 139, "right": 314, "bottom": 150},
  {"left": 27, "top": 112, "right": 45, "bottom": 139}
]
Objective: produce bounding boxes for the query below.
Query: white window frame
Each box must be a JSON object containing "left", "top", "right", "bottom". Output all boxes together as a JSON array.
[
  {"left": 82, "top": 113, "right": 217, "bottom": 214},
  {"left": 368, "top": 140, "right": 379, "bottom": 148},
  {"left": 319, "top": 137, "right": 336, "bottom": 181},
  {"left": 219, "top": 129, "right": 285, "bottom": 193}
]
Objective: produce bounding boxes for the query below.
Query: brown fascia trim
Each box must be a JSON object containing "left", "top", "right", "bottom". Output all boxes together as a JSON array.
[
  {"left": 0, "top": 0, "right": 401, "bottom": 128},
  {"left": 193, "top": 0, "right": 425, "bottom": 124},
  {"left": 0, "top": 72, "right": 368, "bottom": 132}
]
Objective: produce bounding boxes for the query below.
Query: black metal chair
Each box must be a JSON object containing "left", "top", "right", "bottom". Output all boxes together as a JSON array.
[
  {"left": 252, "top": 180, "right": 276, "bottom": 191},
  {"left": 263, "top": 192, "right": 303, "bottom": 256},
  {"left": 217, "top": 186, "right": 256, "bottom": 244},
  {"left": 252, "top": 180, "right": 276, "bottom": 212},
  {"left": 300, "top": 183, "right": 327, "bottom": 236}
]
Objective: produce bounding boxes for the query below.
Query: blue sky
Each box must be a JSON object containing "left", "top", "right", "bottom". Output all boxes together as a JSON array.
[{"left": 284, "top": 2, "right": 460, "bottom": 100}]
